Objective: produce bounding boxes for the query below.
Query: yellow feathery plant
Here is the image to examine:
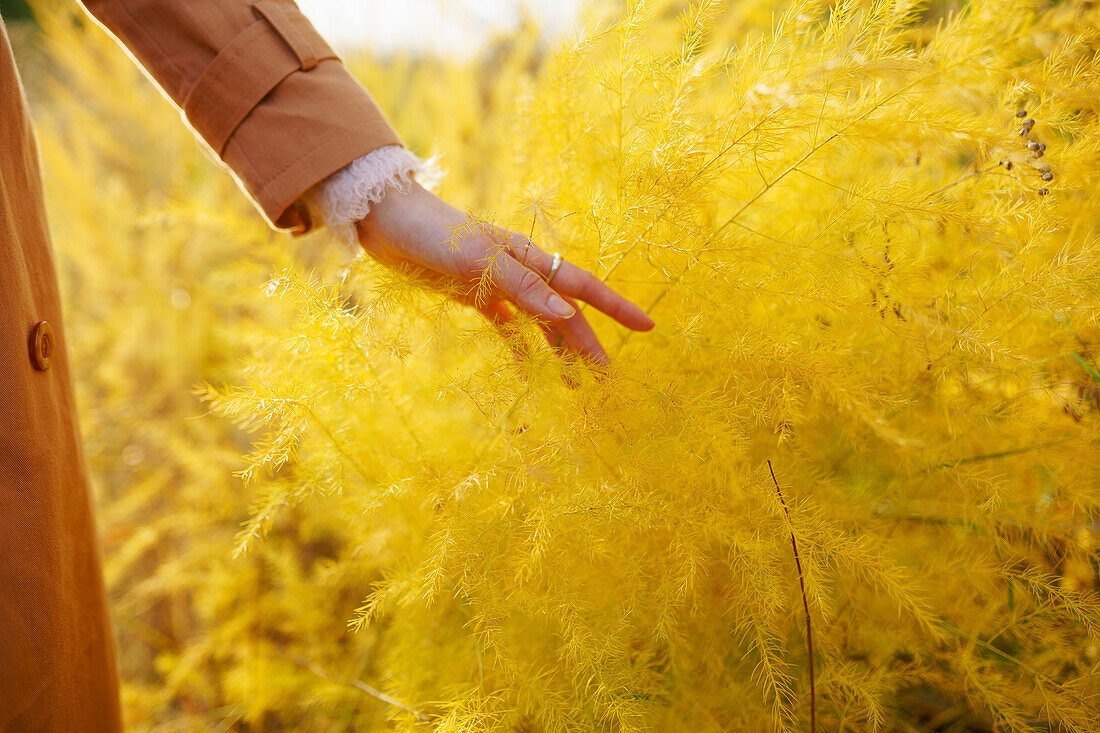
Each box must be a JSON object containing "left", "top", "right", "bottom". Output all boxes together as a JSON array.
[
  {"left": 23, "top": 0, "right": 1100, "bottom": 730},
  {"left": 203, "top": 0, "right": 1100, "bottom": 729}
]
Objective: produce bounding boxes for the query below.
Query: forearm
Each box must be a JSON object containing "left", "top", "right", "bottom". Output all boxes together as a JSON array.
[{"left": 78, "top": 0, "right": 403, "bottom": 233}]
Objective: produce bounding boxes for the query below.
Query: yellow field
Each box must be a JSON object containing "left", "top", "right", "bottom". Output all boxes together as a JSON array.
[{"left": 19, "top": 0, "right": 1100, "bottom": 730}]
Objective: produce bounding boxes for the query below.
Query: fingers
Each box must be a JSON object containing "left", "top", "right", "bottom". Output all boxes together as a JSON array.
[
  {"left": 489, "top": 252, "right": 578, "bottom": 322},
  {"left": 539, "top": 297, "right": 610, "bottom": 368},
  {"left": 477, "top": 299, "right": 514, "bottom": 327},
  {"left": 507, "top": 235, "right": 655, "bottom": 332},
  {"left": 354, "top": 201, "right": 654, "bottom": 368},
  {"left": 475, "top": 300, "right": 537, "bottom": 365},
  {"left": 475, "top": 246, "right": 610, "bottom": 367}
]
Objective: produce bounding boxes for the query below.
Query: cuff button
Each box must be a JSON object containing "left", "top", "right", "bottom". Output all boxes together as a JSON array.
[{"left": 29, "top": 320, "right": 54, "bottom": 372}]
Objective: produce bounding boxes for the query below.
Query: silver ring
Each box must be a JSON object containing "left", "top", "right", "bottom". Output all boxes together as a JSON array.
[{"left": 545, "top": 252, "right": 563, "bottom": 286}]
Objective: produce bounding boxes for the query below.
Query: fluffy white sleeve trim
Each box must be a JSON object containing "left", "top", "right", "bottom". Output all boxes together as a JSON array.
[{"left": 302, "top": 144, "right": 441, "bottom": 246}]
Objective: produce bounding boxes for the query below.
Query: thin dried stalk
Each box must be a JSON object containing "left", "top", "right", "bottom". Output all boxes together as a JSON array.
[{"left": 768, "top": 460, "right": 816, "bottom": 733}]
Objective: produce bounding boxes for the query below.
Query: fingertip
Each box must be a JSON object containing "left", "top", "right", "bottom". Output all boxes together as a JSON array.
[{"left": 628, "top": 309, "right": 656, "bottom": 331}]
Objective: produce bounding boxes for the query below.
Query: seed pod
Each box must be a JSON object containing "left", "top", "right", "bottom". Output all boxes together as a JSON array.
[
  {"left": 1016, "top": 109, "right": 1028, "bottom": 117},
  {"left": 1027, "top": 140, "right": 1041, "bottom": 151},
  {"left": 1004, "top": 160, "right": 1014, "bottom": 170},
  {"left": 1038, "top": 187, "right": 1049, "bottom": 195},
  {"left": 1036, "top": 142, "right": 1046, "bottom": 157},
  {"left": 1041, "top": 171, "right": 1053, "bottom": 181},
  {"left": 1020, "top": 118, "right": 1035, "bottom": 134}
]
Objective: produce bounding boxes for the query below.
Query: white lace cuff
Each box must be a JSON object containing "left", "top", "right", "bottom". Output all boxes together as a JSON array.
[{"left": 301, "top": 144, "right": 437, "bottom": 246}]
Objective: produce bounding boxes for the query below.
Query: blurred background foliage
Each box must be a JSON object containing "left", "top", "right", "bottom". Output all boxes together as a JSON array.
[{"left": 8, "top": 0, "right": 1100, "bottom": 730}]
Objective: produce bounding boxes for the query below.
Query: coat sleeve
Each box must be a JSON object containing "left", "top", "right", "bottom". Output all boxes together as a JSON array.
[{"left": 77, "top": 0, "right": 404, "bottom": 235}]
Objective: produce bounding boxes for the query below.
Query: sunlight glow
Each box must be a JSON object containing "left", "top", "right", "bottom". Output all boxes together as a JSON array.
[{"left": 297, "top": 0, "right": 583, "bottom": 57}]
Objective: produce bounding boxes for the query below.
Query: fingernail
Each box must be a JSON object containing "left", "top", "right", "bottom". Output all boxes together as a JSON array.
[{"left": 548, "top": 293, "right": 575, "bottom": 319}]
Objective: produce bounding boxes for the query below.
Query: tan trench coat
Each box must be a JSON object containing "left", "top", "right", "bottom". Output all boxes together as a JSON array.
[{"left": 1, "top": 2, "right": 401, "bottom": 728}]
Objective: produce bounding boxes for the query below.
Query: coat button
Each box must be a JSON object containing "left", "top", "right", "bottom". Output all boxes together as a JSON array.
[{"left": 29, "top": 321, "right": 54, "bottom": 372}]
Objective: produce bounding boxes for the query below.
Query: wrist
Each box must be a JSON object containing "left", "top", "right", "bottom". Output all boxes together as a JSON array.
[{"left": 301, "top": 145, "right": 441, "bottom": 246}]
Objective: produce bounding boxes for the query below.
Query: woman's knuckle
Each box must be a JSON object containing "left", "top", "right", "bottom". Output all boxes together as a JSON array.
[{"left": 517, "top": 269, "right": 543, "bottom": 296}]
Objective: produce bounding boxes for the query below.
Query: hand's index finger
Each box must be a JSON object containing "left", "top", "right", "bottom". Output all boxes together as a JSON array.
[{"left": 513, "top": 239, "right": 655, "bottom": 331}]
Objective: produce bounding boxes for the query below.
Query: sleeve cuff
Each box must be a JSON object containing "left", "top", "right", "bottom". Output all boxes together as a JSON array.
[{"left": 301, "top": 145, "right": 443, "bottom": 246}]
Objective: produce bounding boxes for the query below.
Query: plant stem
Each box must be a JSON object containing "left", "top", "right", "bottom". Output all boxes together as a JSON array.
[
  {"left": 293, "top": 655, "right": 430, "bottom": 723},
  {"left": 767, "top": 460, "right": 815, "bottom": 733}
]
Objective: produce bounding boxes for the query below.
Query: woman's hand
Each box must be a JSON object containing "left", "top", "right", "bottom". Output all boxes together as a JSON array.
[{"left": 354, "top": 180, "right": 655, "bottom": 367}]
